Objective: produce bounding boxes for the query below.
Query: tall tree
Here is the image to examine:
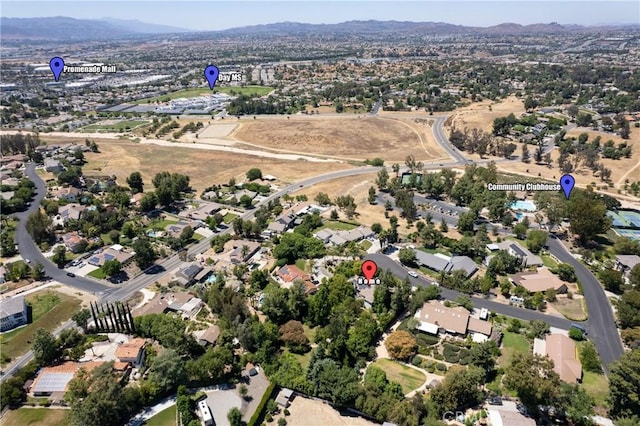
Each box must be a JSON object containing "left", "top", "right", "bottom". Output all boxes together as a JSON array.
[
  {"left": 504, "top": 353, "right": 560, "bottom": 410},
  {"left": 52, "top": 245, "right": 67, "bottom": 268},
  {"left": 32, "top": 328, "right": 62, "bottom": 366},
  {"left": 568, "top": 188, "right": 611, "bottom": 245},
  {"left": 126, "top": 171, "right": 144, "bottom": 193},
  {"left": 608, "top": 349, "right": 640, "bottom": 419}
]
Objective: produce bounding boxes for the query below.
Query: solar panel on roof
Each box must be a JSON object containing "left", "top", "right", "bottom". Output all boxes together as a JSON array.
[
  {"left": 32, "top": 372, "right": 75, "bottom": 393},
  {"left": 104, "top": 254, "right": 115, "bottom": 261}
]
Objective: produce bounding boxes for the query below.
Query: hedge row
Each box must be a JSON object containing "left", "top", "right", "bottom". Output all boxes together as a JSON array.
[{"left": 248, "top": 381, "right": 277, "bottom": 426}]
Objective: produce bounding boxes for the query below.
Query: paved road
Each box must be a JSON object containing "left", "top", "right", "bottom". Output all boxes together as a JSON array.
[
  {"left": 546, "top": 237, "right": 624, "bottom": 369},
  {"left": 431, "top": 116, "right": 468, "bottom": 164},
  {"left": 18, "top": 164, "right": 111, "bottom": 294},
  {"left": 371, "top": 99, "right": 382, "bottom": 116},
  {"left": 365, "top": 254, "right": 576, "bottom": 331}
]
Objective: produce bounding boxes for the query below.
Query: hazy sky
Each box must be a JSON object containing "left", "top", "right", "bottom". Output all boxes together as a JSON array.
[{"left": 3, "top": 1, "right": 639, "bottom": 30}]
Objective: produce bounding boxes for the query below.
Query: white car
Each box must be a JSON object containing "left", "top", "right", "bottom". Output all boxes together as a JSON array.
[{"left": 408, "top": 271, "right": 418, "bottom": 278}]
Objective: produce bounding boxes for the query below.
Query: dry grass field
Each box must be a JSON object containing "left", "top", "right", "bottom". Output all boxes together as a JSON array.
[
  {"left": 80, "top": 139, "right": 352, "bottom": 194},
  {"left": 445, "top": 95, "right": 525, "bottom": 133},
  {"left": 232, "top": 117, "right": 441, "bottom": 161}
]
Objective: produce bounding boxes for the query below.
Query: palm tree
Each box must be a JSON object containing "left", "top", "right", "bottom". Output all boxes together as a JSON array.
[{"left": 241, "top": 244, "right": 249, "bottom": 259}]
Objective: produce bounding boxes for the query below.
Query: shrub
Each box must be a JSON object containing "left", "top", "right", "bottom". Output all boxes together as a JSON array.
[
  {"left": 411, "top": 356, "right": 422, "bottom": 366},
  {"left": 569, "top": 328, "right": 585, "bottom": 341},
  {"left": 248, "top": 382, "right": 276, "bottom": 426},
  {"left": 416, "top": 334, "right": 440, "bottom": 346},
  {"left": 436, "top": 363, "right": 447, "bottom": 372}
]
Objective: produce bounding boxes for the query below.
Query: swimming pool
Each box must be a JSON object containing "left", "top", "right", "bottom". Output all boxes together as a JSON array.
[
  {"left": 511, "top": 200, "right": 537, "bottom": 212},
  {"left": 205, "top": 275, "right": 217, "bottom": 284}
]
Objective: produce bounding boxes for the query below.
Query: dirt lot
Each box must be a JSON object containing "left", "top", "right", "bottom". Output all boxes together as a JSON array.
[
  {"left": 444, "top": 95, "right": 525, "bottom": 133},
  {"left": 79, "top": 139, "right": 352, "bottom": 194},
  {"left": 273, "top": 395, "right": 376, "bottom": 426},
  {"left": 232, "top": 117, "right": 441, "bottom": 161}
]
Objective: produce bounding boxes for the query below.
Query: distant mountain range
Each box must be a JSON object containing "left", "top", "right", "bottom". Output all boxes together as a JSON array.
[
  {"left": 1, "top": 16, "right": 638, "bottom": 41},
  {"left": 0, "top": 16, "right": 192, "bottom": 40}
]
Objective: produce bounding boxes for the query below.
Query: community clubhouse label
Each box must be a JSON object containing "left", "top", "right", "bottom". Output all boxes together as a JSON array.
[{"left": 487, "top": 182, "right": 561, "bottom": 191}]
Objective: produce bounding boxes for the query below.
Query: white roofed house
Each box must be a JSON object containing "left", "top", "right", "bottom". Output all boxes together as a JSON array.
[{"left": 1, "top": 295, "right": 28, "bottom": 332}]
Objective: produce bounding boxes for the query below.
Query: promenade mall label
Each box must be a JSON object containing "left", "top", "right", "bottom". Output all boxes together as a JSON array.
[{"left": 487, "top": 182, "right": 562, "bottom": 192}]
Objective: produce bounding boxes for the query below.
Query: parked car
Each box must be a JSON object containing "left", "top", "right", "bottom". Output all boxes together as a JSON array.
[
  {"left": 66, "top": 272, "right": 76, "bottom": 278},
  {"left": 408, "top": 271, "right": 418, "bottom": 278}
]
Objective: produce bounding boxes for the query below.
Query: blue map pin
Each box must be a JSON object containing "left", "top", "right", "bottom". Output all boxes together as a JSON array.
[
  {"left": 204, "top": 65, "right": 219, "bottom": 90},
  {"left": 560, "top": 174, "right": 575, "bottom": 199},
  {"left": 49, "top": 57, "right": 64, "bottom": 82}
]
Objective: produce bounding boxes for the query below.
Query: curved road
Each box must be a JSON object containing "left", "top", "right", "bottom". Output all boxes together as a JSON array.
[
  {"left": 546, "top": 237, "right": 623, "bottom": 368},
  {"left": 4, "top": 112, "right": 623, "bottom": 379}
]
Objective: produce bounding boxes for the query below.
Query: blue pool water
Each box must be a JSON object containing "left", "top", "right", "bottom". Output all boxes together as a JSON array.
[
  {"left": 516, "top": 212, "right": 523, "bottom": 221},
  {"left": 511, "top": 200, "right": 537, "bottom": 212},
  {"left": 205, "top": 275, "right": 217, "bottom": 284}
]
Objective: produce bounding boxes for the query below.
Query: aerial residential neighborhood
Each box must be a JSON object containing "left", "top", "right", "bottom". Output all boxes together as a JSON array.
[{"left": 0, "top": 2, "right": 639, "bottom": 426}]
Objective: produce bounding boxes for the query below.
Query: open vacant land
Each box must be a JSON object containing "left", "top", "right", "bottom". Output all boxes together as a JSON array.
[
  {"left": 81, "top": 139, "right": 352, "bottom": 194},
  {"left": 372, "top": 359, "right": 426, "bottom": 394},
  {"left": 0, "top": 290, "right": 82, "bottom": 364},
  {"left": 283, "top": 395, "right": 377, "bottom": 426},
  {"left": 1, "top": 408, "right": 69, "bottom": 426},
  {"left": 132, "top": 85, "right": 272, "bottom": 104},
  {"left": 232, "top": 117, "right": 439, "bottom": 161},
  {"left": 445, "top": 95, "right": 525, "bottom": 133}
]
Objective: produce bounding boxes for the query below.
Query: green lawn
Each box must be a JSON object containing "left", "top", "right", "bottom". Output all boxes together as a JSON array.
[
  {"left": 284, "top": 348, "right": 314, "bottom": 371},
  {"left": 223, "top": 212, "right": 238, "bottom": 224},
  {"left": 132, "top": 86, "right": 273, "bottom": 104},
  {"left": 81, "top": 120, "right": 149, "bottom": 132},
  {"left": 88, "top": 268, "right": 107, "bottom": 279},
  {"left": 147, "top": 219, "right": 179, "bottom": 231},
  {"left": 294, "top": 259, "right": 308, "bottom": 271},
  {"left": 320, "top": 220, "right": 358, "bottom": 231},
  {"left": 372, "top": 359, "right": 426, "bottom": 394},
  {"left": 360, "top": 240, "right": 373, "bottom": 251},
  {"left": 582, "top": 371, "right": 609, "bottom": 408},
  {"left": 0, "top": 292, "right": 81, "bottom": 364},
  {"left": 144, "top": 405, "right": 177, "bottom": 426},
  {"left": 498, "top": 331, "right": 531, "bottom": 367},
  {"left": 2, "top": 408, "right": 69, "bottom": 426},
  {"left": 541, "top": 254, "right": 559, "bottom": 268}
]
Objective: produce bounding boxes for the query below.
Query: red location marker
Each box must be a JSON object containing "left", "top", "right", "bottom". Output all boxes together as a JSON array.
[{"left": 362, "top": 260, "right": 377, "bottom": 281}]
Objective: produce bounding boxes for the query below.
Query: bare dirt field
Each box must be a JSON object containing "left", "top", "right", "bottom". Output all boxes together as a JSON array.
[
  {"left": 195, "top": 123, "right": 238, "bottom": 138},
  {"left": 273, "top": 395, "right": 376, "bottom": 426},
  {"left": 232, "top": 117, "right": 440, "bottom": 161},
  {"left": 78, "top": 139, "right": 352, "bottom": 194},
  {"left": 445, "top": 95, "right": 525, "bottom": 133}
]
